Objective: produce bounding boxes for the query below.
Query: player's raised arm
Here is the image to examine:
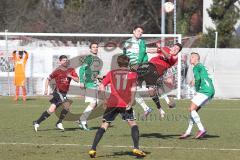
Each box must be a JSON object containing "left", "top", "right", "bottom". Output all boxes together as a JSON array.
[
  {"left": 12, "top": 50, "right": 17, "bottom": 61},
  {"left": 23, "top": 50, "right": 29, "bottom": 63}
]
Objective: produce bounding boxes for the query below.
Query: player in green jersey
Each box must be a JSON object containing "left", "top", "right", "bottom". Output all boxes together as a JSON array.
[
  {"left": 123, "top": 26, "right": 152, "bottom": 119},
  {"left": 79, "top": 42, "right": 102, "bottom": 131},
  {"left": 180, "top": 52, "right": 215, "bottom": 139}
]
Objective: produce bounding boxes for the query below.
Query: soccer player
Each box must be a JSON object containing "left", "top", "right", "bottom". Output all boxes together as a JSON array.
[
  {"left": 137, "top": 43, "right": 182, "bottom": 117},
  {"left": 12, "top": 50, "right": 28, "bottom": 101},
  {"left": 33, "top": 55, "right": 79, "bottom": 132},
  {"left": 88, "top": 55, "right": 146, "bottom": 158},
  {"left": 123, "top": 25, "right": 152, "bottom": 119},
  {"left": 78, "top": 42, "right": 102, "bottom": 131},
  {"left": 179, "top": 52, "right": 215, "bottom": 139}
]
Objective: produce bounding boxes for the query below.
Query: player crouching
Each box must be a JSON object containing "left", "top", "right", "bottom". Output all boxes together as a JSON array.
[{"left": 88, "top": 55, "right": 146, "bottom": 158}]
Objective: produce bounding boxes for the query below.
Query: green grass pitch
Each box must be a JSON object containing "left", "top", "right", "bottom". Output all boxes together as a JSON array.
[{"left": 0, "top": 96, "right": 240, "bottom": 160}]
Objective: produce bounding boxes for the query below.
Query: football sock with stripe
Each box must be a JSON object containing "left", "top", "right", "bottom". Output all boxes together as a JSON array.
[{"left": 36, "top": 110, "right": 51, "bottom": 124}]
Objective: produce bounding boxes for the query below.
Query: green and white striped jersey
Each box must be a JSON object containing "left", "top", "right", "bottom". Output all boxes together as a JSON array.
[{"left": 123, "top": 37, "right": 148, "bottom": 65}]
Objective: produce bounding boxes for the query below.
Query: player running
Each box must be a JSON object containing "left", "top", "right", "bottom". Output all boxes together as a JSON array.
[
  {"left": 78, "top": 42, "right": 103, "bottom": 131},
  {"left": 33, "top": 55, "right": 79, "bottom": 132},
  {"left": 88, "top": 55, "right": 146, "bottom": 158},
  {"left": 179, "top": 52, "right": 215, "bottom": 139},
  {"left": 137, "top": 43, "right": 182, "bottom": 117}
]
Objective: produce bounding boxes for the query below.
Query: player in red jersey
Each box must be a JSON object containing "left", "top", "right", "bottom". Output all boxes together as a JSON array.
[
  {"left": 33, "top": 55, "right": 79, "bottom": 132},
  {"left": 88, "top": 55, "right": 146, "bottom": 158},
  {"left": 137, "top": 43, "right": 182, "bottom": 116}
]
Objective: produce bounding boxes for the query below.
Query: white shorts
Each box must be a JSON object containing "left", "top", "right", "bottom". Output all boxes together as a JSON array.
[
  {"left": 191, "top": 92, "right": 211, "bottom": 107},
  {"left": 85, "top": 88, "right": 98, "bottom": 104}
]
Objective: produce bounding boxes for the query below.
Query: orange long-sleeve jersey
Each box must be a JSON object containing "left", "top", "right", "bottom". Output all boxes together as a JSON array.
[{"left": 12, "top": 52, "right": 29, "bottom": 86}]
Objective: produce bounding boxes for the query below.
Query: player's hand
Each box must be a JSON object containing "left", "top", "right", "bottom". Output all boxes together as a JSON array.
[
  {"left": 190, "top": 80, "right": 195, "bottom": 86},
  {"left": 79, "top": 83, "right": 85, "bottom": 89},
  {"left": 44, "top": 89, "right": 48, "bottom": 95},
  {"left": 126, "top": 105, "right": 132, "bottom": 111},
  {"left": 156, "top": 41, "right": 161, "bottom": 48},
  {"left": 67, "top": 74, "right": 72, "bottom": 79}
]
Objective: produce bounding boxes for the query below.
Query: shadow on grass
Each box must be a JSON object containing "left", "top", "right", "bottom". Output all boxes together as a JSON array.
[
  {"left": 198, "top": 134, "right": 220, "bottom": 140},
  {"left": 25, "top": 98, "right": 37, "bottom": 101},
  {"left": 97, "top": 150, "right": 150, "bottom": 158},
  {"left": 140, "top": 133, "right": 180, "bottom": 139}
]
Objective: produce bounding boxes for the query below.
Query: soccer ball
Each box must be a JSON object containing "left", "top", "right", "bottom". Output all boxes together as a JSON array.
[{"left": 164, "top": 2, "right": 174, "bottom": 13}]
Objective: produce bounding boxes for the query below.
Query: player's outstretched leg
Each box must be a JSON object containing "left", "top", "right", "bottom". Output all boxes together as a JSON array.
[
  {"left": 128, "top": 121, "right": 146, "bottom": 157},
  {"left": 33, "top": 104, "right": 56, "bottom": 132},
  {"left": 89, "top": 122, "right": 108, "bottom": 158},
  {"left": 80, "top": 101, "right": 96, "bottom": 131},
  {"left": 150, "top": 93, "right": 165, "bottom": 118},
  {"left": 33, "top": 110, "right": 51, "bottom": 132},
  {"left": 179, "top": 117, "right": 194, "bottom": 139},
  {"left": 135, "top": 93, "right": 152, "bottom": 120}
]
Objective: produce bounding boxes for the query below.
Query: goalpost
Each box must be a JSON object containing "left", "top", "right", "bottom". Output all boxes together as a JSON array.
[{"left": 0, "top": 32, "right": 182, "bottom": 99}]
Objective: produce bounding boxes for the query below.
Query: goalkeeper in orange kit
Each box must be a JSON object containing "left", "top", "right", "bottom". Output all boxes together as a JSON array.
[{"left": 12, "top": 50, "right": 28, "bottom": 101}]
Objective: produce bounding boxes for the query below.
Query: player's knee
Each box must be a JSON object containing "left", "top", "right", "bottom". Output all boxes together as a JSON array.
[
  {"left": 128, "top": 120, "right": 137, "bottom": 127},
  {"left": 189, "top": 103, "right": 198, "bottom": 112},
  {"left": 101, "top": 122, "right": 110, "bottom": 130},
  {"left": 48, "top": 104, "right": 56, "bottom": 113},
  {"left": 47, "top": 108, "right": 55, "bottom": 114}
]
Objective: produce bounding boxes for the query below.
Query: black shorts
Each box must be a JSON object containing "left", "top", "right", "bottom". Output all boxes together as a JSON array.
[
  {"left": 102, "top": 107, "right": 135, "bottom": 123},
  {"left": 137, "top": 63, "right": 160, "bottom": 87},
  {"left": 49, "top": 90, "right": 68, "bottom": 107}
]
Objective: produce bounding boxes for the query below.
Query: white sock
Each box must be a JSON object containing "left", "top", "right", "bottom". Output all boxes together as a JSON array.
[
  {"left": 80, "top": 105, "right": 94, "bottom": 125},
  {"left": 191, "top": 110, "right": 204, "bottom": 131},
  {"left": 135, "top": 93, "right": 150, "bottom": 112},
  {"left": 163, "top": 94, "right": 170, "bottom": 104},
  {"left": 185, "top": 117, "right": 194, "bottom": 135}
]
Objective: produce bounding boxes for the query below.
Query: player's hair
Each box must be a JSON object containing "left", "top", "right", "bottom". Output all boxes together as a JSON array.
[
  {"left": 174, "top": 43, "right": 183, "bottom": 52},
  {"left": 89, "top": 42, "right": 98, "bottom": 49},
  {"left": 133, "top": 25, "right": 144, "bottom": 31},
  {"left": 191, "top": 52, "right": 200, "bottom": 60},
  {"left": 117, "top": 54, "right": 130, "bottom": 67},
  {"left": 59, "top": 55, "right": 68, "bottom": 61}
]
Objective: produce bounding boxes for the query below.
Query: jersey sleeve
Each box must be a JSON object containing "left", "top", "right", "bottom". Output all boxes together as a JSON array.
[
  {"left": 102, "top": 72, "right": 111, "bottom": 87},
  {"left": 12, "top": 52, "right": 17, "bottom": 61},
  {"left": 79, "top": 64, "right": 87, "bottom": 83},
  {"left": 168, "top": 55, "right": 178, "bottom": 66},
  {"left": 70, "top": 68, "right": 78, "bottom": 78},
  {"left": 49, "top": 69, "right": 58, "bottom": 80}
]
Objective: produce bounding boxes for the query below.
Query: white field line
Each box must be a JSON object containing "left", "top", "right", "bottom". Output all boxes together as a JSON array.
[
  {"left": 1, "top": 104, "right": 240, "bottom": 111},
  {"left": 0, "top": 142, "right": 240, "bottom": 151}
]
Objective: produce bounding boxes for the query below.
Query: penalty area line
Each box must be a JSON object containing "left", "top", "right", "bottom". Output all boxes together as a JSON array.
[{"left": 0, "top": 142, "right": 240, "bottom": 151}]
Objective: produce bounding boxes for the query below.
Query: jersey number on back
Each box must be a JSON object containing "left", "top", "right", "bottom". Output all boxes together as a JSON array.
[{"left": 115, "top": 74, "right": 128, "bottom": 90}]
